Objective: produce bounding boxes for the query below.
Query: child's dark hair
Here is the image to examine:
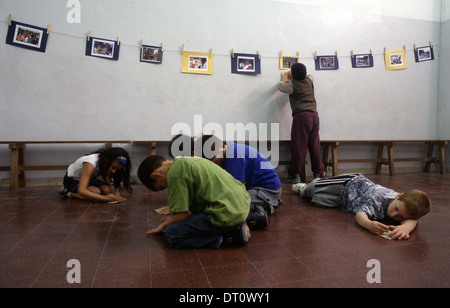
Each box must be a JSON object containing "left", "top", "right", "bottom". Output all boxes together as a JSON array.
[
  {"left": 399, "top": 190, "right": 431, "bottom": 219},
  {"left": 137, "top": 155, "right": 167, "bottom": 191},
  {"left": 95, "top": 147, "right": 133, "bottom": 194},
  {"left": 291, "top": 63, "right": 307, "bottom": 81}
]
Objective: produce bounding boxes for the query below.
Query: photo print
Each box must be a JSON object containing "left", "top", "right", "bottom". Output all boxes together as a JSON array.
[
  {"left": 140, "top": 45, "right": 163, "bottom": 64},
  {"left": 181, "top": 50, "right": 214, "bottom": 75},
  {"left": 85, "top": 37, "right": 120, "bottom": 61},
  {"left": 351, "top": 54, "right": 374, "bottom": 68},
  {"left": 280, "top": 56, "right": 298, "bottom": 70},
  {"left": 231, "top": 53, "right": 261, "bottom": 75},
  {"left": 315, "top": 55, "right": 339, "bottom": 70},
  {"left": 385, "top": 49, "right": 407, "bottom": 70},
  {"left": 6, "top": 20, "right": 49, "bottom": 53},
  {"left": 414, "top": 46, "right": 434, "bottom": 63}
]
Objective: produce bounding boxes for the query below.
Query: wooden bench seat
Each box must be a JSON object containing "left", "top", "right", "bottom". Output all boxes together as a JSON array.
[{"left": 321, "top": 140, "right": 449, "bottom": 176}]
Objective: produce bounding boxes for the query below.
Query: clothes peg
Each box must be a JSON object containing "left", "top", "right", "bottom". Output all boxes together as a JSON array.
[
  {"left": 47, "top": 24, "right": 51, "bottom": 34},
  {"left": 8, "top": 14, "right": 12, "bottom": 26},
  {"left": 87, "top": 31, "right": 91, "bottom": 41},
  {"left": 117, "top": 36, "right": 121, "bottom": 46},
  {"left": 232, "top": 48, "right": 234, "bottom": 58}
]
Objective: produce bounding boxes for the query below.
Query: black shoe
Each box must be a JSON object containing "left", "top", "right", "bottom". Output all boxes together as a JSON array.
[
  {"left": 221, "top": 222, "right": 251, "bottom": 247},
  {"left": 246, "top": 205, "right": 268, "bottom": 230}
]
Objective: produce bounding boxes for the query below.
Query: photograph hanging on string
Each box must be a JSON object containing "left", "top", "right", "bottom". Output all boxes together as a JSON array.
[
  {"left": 85, "top": 37, "right": 120, "bottom": 60},
  {"left": 231, "top": 53, "right": 261, "bottom": 75},
  {"left": 315, "top": 55, "right": 339, "bottom": 70},
  {"left": 351, "top": 54, "right": 374, "bottom": 68},
  {"left": 6, "top": 20, "right": 49, "bottom": 53},
  {"left": 414, "top": 46, "right": 434, "bottom": 63},
  {"left": 280, "top": 55, "right": 298, "bottom": 70},
  {"left": 384, "top": 49, "right": 407, "bottom": 70},
  {"left": 181, "top": 50, "right": 214, "bottom": 75},
  {"left": 140, "top": 45, "right": 164, "bottom": 64}
]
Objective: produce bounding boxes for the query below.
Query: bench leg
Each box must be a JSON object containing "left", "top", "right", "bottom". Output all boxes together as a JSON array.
[
  {"left": 9, "top": 146, "right": 19, "bottom": 190},
  {"left": 376, "top": 143, "right": 384, "bottom": 174},
  {"left": 9, "top": 143, "right": 26, "bottom": 190},
  {"left": 438, "top": 142, "right": 447, "bottom": 175},
  {"left": 387, "top": 142, "right": 394, "bottom": 176},
  {"left": 331, "top": 143, "right": 338, "bottom": 176},
  {"left": 424, "top": 142, "right": 434, "bottom": 172}
]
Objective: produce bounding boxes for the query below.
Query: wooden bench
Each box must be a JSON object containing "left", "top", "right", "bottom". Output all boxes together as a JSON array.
[
  {"left": 0, "top": 141, "right": 131, "bottom": 190},
  {"left": 321, "top": 140, "right": 449, "bottom": 176}
]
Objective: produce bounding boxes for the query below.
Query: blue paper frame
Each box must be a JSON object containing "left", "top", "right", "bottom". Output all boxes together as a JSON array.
[
  {"left": 6, "top": 20, "right": 49, "bottom": 53},
  {"left": 315, "top": 55, "right": 339, "bottom": 70},
  {"left": 414, "top": 46, "right": 434, "bottom": 63},
  {"left": 140, "top": 44, "right": 164, "bottom": 64},
  {"left": 85, "top": 36, "right": 120, "bottom": 61},
  {"left": 231, "top": 52, "right": 261, "bottom": 75},
  {"left": 351, "top": 54, "right": 374, "bottom": 68}
]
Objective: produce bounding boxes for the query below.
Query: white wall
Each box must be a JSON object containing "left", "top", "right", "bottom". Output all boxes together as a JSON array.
[
  {"left": 0, "top": 0, "right": 443, "bottom": 142},
  {"left": 439, "top": 0, "right": 450, "bottom": 139}
]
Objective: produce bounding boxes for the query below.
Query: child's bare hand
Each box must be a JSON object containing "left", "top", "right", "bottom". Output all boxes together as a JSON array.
[
  {"left": 106, "top": 194, "right": 125, "bottom": 203},
  {"left": 281, "top": 71, "right": 292, "bottom": 82},
  {"left": 369, "top": 221, "right": 390, "bottom": 235},
  {"left": 388, "top": 225, "right": 410, "bottom": 240},
  {"left": 146, "top": 225, "right": 165, "bottom": 235},
  {"left": 158, "top": 205, "right": 170, "bottom": 215}
]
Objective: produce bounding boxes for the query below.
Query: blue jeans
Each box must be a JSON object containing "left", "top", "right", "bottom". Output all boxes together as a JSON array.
[{"left": 165, "top": 212, "right": 243, "bottom": 249}]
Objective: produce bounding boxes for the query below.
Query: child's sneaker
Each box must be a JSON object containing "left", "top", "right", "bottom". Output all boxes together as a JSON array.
[
  {"left": 246, "top": 205, "right": 268, "bottom": 230},
  {"left": 59, "top": 186, "right": 71, "bottom": 199},
  {"left": 284, "top": 175, "right": 301, "bottom": 184},
  {"left": 221, "top": 222, "right": 251, "bottom": 247},
  {"left": 292, "top": 183, "right": 307, "bottom": 197}
]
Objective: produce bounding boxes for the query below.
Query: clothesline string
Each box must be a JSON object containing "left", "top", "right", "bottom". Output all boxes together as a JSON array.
[{"left": 1, "top": 19, "right": 438, "bottom": 59}]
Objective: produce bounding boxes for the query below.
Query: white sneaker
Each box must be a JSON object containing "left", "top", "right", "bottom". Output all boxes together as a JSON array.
[{"left": 292, "top": 183, "right": 307, "bottom": 197}]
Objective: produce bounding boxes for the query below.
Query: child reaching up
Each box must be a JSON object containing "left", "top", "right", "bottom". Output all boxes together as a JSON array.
[
  {"left": 60, "top": 147, "right": 132, "bottom": 203},
  {"left": 293, "top": 174, "right": 431, "bottom": 240}
]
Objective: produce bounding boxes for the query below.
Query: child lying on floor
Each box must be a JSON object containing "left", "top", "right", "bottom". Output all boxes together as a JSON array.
[{"left": 292, "top": 174, "right": 431, "bottom": 240}]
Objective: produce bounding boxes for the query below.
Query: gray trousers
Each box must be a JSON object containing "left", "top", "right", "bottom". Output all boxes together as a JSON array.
[
  {"left": 304, "top": 173, "right": 360, "bottom": 208},
  {"left": 304, "top": 179, "right": 343, "bottom": 208},
  {"left": 248, "top": 187, "right": 282, "bottom": 215}
]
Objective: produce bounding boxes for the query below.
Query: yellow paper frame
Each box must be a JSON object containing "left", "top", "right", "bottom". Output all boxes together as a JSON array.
[
  {"left": 280, "top": 55, "right": 299, "bottom": 70},
  {"left": 385, "top": 49, "right": 407, "bottom": 71},
  {"left": 181, "top": 50, "right": 214, "bottom": 75}
]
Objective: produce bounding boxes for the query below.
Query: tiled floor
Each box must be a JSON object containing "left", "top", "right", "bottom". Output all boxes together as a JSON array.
[{"left": 1, "top": 173, "right": 449, "bottom": 288}]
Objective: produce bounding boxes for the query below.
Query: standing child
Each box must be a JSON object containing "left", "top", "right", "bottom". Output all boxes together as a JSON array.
[
  {"left": 278, "top": 62, "right": 326, "bottom": 183},
  {"left": 196, "top": 135, "right": 282, "bottom": 230},
  {"left": 60, "top": 147, "right": 132, "bottom": 203},
  {"left": 138, "top": 155, "right": 251, "bottom": 249},
  {"left": 293, "top": 174, "right": 431, "bottom": 240}
]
